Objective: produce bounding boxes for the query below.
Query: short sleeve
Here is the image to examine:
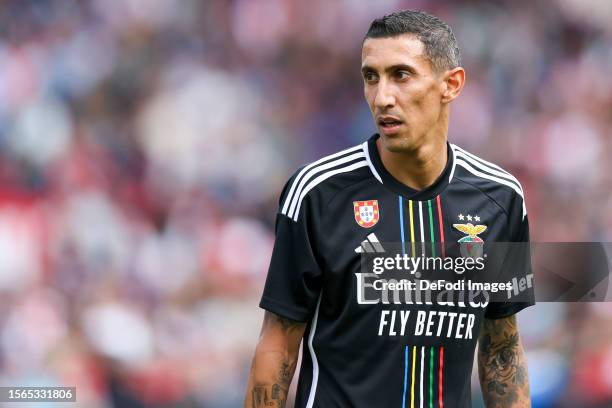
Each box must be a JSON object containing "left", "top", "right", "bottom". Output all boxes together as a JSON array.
[
  {"left": 259, "top": 175, "right": 323, "bottom": 322},
  {"left": 485, "top": 193, "right": 535, "bottom": 319}
]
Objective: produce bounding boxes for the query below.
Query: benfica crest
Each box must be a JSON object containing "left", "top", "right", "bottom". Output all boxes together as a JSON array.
[
  {"left": 453, "top": 223, "right": 487, "bottom": 243},
  {"left": 453, "top": 222, "right": 487, "bottom": 259},
  {"left": 353, "top": 200, "right": 380, "bottom": 228}
]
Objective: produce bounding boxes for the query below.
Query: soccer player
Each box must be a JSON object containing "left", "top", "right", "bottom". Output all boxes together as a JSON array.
[{"left": 245, "top": 10, "right": 534, "bottom": 408}]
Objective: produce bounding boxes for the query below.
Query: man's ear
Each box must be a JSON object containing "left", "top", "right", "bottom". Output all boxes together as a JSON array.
[{"left": 441, "top": 67, "right": 465, "bottom": 104}]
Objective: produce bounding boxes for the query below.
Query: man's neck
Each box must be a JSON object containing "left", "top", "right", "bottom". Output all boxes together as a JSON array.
[{"left": 376, "top": 137, "right": 448, "bottom": 191}]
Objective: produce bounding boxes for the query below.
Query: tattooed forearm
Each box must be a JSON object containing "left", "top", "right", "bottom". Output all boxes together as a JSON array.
[
  {"left": 478, "top": 316, "right": 531, "bottom": 407},
  {"left": 245, "top": 312, "right": 306, "bottom": 408},
  {"left": 251, "top": 361, "right": 293, "bottom": 408},
  {"left": 252, "top": 383, "right": 287, "bottom": 408}
]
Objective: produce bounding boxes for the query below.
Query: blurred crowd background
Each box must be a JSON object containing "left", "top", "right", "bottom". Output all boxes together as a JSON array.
[{"left": 0, "top": 0, "right": 610, "bottom": 407}]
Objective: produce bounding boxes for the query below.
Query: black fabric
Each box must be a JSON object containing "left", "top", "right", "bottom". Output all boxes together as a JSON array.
[
  {"left": 485, "top": 194, "right": 535, "bottom": 319},
  {"left": 259, "top": 135, "right": 535, "bottom": 407}
]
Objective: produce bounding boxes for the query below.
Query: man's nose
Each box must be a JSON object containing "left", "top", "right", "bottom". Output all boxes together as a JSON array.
[{"left": 374, "top": 79, "right": 396, "bottom": 109}]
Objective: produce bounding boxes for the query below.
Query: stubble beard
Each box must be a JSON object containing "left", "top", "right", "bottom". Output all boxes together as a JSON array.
[{"left": 379, "top": 130, "right": 421, "bottom": 154}]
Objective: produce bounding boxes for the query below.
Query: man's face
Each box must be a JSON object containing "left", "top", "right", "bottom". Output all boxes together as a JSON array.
[{"left": 361, "top": 34, "right": 445, "bottom": 152}]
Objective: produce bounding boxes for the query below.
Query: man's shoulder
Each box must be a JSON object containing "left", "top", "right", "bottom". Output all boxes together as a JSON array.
[
  {"left": 450, "top": 143, "right": 526, "bottom": 218},
  {"left": 279, "top": 142, "right": 374, "bottom": 221}
]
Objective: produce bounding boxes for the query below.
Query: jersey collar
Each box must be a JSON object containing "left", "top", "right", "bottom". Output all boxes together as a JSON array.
[{"left": 365, "top": 134, "right": 455, "bottom": 201}]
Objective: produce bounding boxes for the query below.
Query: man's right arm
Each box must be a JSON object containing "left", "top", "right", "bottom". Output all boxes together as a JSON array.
[{"left": 244, "top": 311, "right": 307, "bottom": 408}]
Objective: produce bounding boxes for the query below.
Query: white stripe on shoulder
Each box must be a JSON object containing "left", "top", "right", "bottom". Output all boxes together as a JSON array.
[
  {"left": 281, "top": 144, "right": 363, "bottom": 215},
  {"left": 362, "top": 141, "right": 383, "bottom": 183},
  {"left": 452, "top": 143, "right": 512, "bottom": 173},
  {"left": 453, "top": 150, "right": 523, "bottom": 194},
  {"left": 448, "top": 145, "right": 457, "bottom": 183},
  {"left": 455, "top": 158, "right": 527, "bottom": 218},
  {"left": 285, "top": 151, "right": 365, "bottom": 218},
  {"left": 291, "top": 161, "right": 368, "bottom": 221},
  {"left": 451, "top": 144, "right": 523, "bottom": 194}
]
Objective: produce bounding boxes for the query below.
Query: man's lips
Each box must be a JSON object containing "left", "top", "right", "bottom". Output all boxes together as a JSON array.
[
  {"left": 377, "top": 115, "right": 403, "bottom": 127},
  {"left": 377, "top": 115, "right": 404, "bottom": 135}
]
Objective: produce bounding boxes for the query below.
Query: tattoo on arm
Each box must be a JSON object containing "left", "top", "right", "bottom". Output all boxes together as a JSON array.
[
  {"left": 252, "top": 361, "right": 292, "bottom": 407},
  {"left": 478, "top": 316, "right": 531, "bottom": 407},
  {"left": 269, "top": 312, "right": 300, "bottom": 332},
  {"left": 248, "top": 312, "right": 305, "bottom": 408},
  {"left": 252, "top": 384, "right": 286, "bottom": 408}
]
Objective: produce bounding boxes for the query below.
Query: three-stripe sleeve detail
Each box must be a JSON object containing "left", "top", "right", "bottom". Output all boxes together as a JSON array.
[
  {"left": 281, "top": 145, "right": 367, "bottom": 221},
  {"left": 450, "top": 143, "right": 526, "bottom": 218}
]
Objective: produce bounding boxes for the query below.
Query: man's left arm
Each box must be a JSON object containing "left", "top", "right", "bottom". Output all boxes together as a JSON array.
[{"left": 478, "top": 315, "right": 531, "bottom": 408}]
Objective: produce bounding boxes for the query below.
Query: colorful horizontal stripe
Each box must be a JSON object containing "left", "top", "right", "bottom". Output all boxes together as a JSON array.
[
  {"left": 420, "top": 346, "right": 425, "bottom": 408},
  {"left": 399, "top": 196, "right": 445, "bottom": 258},
  {"left": 427, "top": 200, "right": 435, "bottom": 257},
  {"left": 439, "top": 346, "right": 444, "bottom": 408},
  {"left": 409, "top": 200, "right": 416, "bottom": 257},
  {"left": 436, "top": 195, "right": 445, "bottom": 258},
  {"left": 419, "top": 202, "right": 425, "bottom": 257},
  {"left": 430, "top": 347, "right": 434, "bottom": 408},
  {"left": 403, "top": 345, "right": 408, "bottom": 408},
  {"left": 402, "top": 346, "right": 444, "bottom": 408},
  {"left": 411, "top": 345, "right": 417, "bottom": 408},
  {"left": 399, "top": 196, "right": 406, "bottom": 256}
]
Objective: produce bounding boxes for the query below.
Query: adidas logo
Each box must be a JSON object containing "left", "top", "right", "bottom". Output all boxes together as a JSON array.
[{"left": 355, "top": 233, "right": 386, "bottom": 253}]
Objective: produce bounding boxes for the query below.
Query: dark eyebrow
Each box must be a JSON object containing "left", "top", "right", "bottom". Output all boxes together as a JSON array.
[
  {"left": 387, "top": 64, "right": 418, "bottom": 75},
  {"left": 361, "top": 64, "right": 418, "bottom": 76},
  {"left": 361, "top": 65, "right": 375, "bottom": 76}
]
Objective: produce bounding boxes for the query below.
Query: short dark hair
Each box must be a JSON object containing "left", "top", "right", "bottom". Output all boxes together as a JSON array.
[{"left": 364, "top": 10, "right": 461, "bottom": 72}]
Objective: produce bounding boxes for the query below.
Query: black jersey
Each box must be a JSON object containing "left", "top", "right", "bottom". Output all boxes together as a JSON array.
[{"left": 260, "top": 134, "right": 534, "bottom": 408}]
